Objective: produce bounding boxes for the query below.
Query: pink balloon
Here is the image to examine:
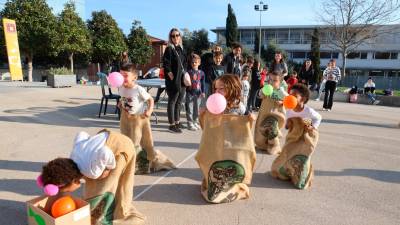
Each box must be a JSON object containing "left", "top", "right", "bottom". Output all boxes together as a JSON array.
[
  {"left": 107, "top": 72, "right": 124, "bottom": 88},
  {"left": 206, "top": 93, "right": 227, "bottom": 114},
  {"left": 44, "top": 184, "right": 59, "bottom": 196},
  {"left": 36, "top": 175, "right": 44, "bottom": 187}
]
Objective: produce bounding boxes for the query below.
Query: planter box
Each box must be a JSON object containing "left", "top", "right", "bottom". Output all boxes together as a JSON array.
[{"left": 47, "top": 74, "right": 76, "bottom": 88}]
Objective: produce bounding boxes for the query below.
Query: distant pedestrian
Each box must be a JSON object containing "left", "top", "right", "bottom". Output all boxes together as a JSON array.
[{"left": 322, "top": 59, "right": 341, "bottom": 111}]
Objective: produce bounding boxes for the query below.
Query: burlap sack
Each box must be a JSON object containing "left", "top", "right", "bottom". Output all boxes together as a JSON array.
[
  {"left": 120, "top": 110, "right": 176, "bottom": 174},
  {"left": 84, "top": 130, "right": 145, "bottom": 225},
  {"left": 195, "top": 111, "right": 256, "bottom": 203},
  {"left": 254, "top": 96, "right": 286, "bottom": 155},
  {"left": 270, "top": 118, "right": 319, "bottom": 189}
]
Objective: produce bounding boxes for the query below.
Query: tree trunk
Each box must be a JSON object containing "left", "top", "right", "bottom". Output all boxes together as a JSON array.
[
  {"left": 341, "top": 50, "right": 347, "bottom": 79},
  {"left": 69, "top": 52, "right": 74, "bottom": 73},
  {"left": 27, "top": 52, "right": 33, "bottom": 82}
]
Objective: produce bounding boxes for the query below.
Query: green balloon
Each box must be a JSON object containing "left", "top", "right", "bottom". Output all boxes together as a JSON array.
[{"left": 262, "top": 84, "right": 273, "bottom": 96}]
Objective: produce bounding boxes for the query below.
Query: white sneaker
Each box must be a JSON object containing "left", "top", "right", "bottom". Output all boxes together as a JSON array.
[
  {"left": 373, "top": 100, "right": 380, "bottom": 105},
  {"left": 194, "top": 122, "right": 201, "bottom": 130},
  {"left": 187, "top": 123, "right": 198, "bottom": 131},
  {"left": 315, "top": 98, "right": 320, "bottom": 101},
  {"left": 327, "top": 109, "right": 331, "bottom": 112}
]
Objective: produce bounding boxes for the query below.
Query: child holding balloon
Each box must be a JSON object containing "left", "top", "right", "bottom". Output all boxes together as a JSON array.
[
  {"left": 39, "top": 130, "right": 145, "bottom": 224},
  {"left": 119, "top": 63, "right": 176, "bottom": 174},
  {"left": 254, "top": 71, "right": 288, "bottom": 155},
  {"left": 271, "top": 84, "right": 321, "bottom": 189},
  {"left": 196, "top": 74, "right": 256, "bottom": 203}
]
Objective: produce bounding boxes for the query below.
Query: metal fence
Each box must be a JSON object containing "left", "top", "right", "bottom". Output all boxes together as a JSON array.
[{"left": 340, "top": 76, "right": 400, "bottom": 90}]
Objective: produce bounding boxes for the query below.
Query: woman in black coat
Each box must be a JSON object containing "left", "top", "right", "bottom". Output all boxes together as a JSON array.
[
  {"left": 298, "top": 59, "right": 316, "bottom": 88},
  {"left": 163, "top": 28, "right": 187, "bottom": 133}
]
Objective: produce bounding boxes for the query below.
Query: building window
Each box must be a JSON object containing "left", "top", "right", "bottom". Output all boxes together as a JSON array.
[
  {"left": 292, "top": 52, "right": 307, "bottom": 59},
  {"left": 374, "top": 52, "right": 398, "bottom": 59},
  {"left": 347, "top": 52, "right": 368, "bottom": 59},
  {"left": 332, "top": 52, "right": 339, "bottom": 59},
  {"left": 361, "top": 52, "right": 368, "bottom": 59},
  {"left": 265, "top": 31, "right": 276, "bottom": 43},
  {"left": 369, "top": 70, "right": 384, "bottom": 76},
  {"left": 277, "top": 30, "right": 289, "bottom": 44},
  {"left": 388, "top": 71, "right": 400, "bottom": 77},
  {"left": 241, "top": 30, "right": 254, "bottom": 45},
  {"left": 302, "top": 31, "right": 312, "bottom": 44},
  {"left": 289, "top": 31, "right": 301, "bottom": 44}
]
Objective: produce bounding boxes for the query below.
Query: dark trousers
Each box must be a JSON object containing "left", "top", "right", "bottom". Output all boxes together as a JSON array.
[
  {"left": 323, "top": 80, "right": 337, "bottom": 109},
  {"left": 154, "top": 88, "right": 165, "bottom": 103},
  {"left": 247, "top": 87, "right": 259, "bottom": 110},
  {"left": 167, "top": 87, "right": 186, "bottom": 124}
]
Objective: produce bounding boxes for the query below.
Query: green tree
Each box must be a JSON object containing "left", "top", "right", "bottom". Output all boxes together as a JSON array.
[
  {"left": 127, "top": 20, "right": 154, "bottom": 66},
  {"left": 192, "top": 29, "right": 210, "bottom": 55},
  {"left": 87, "top": 10, "right": 127, "bottom": 71},
  {"left": 225, "top": 3, "right": 238, "bottom": 48},
  {"left": 1, "top": 0, "right": 57, "bottom": 81},
  {"left": 55, "top": 1, "right": 91, "bottom": 73},
  {"left": 310, "top": 28, "right": 322, "bottom": 83},
  {"left": 182, "top": 28, "right": 210, "bottom": 55}
]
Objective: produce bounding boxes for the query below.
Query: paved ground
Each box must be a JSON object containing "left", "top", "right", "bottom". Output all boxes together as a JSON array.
[{"left": 0, "top": 82, "right": 399, "bottom": 225}]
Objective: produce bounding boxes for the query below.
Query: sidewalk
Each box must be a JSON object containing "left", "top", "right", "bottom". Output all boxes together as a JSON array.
[{"left": 0, "top": 85, "right": 399, "bottom": 225}]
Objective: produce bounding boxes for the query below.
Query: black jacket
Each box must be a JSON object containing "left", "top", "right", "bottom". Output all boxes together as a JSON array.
[
  {"left": 223, "top": 52, "right": 241, "bottom": 76},
  {"left": 163, "top": 45, "right": 187, "bottom": 92},
  {"left": 200, "top": 52, "right": 214, "bottom": 84},
  {"left": 299, "top": 66, "right": 316, "bottom": 85}
]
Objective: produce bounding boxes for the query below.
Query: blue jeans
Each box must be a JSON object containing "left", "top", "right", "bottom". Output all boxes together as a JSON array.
[
  {"left": 185, "top": 92, "right": 201, "bottom": 124},
  {"left": 366, "top": 92, "right": 376, "bottom": 102}
]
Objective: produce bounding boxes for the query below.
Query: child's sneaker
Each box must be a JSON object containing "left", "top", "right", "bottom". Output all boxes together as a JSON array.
[
  {"left": 187, "top": 122, "right": 198, "bottom": 131},
  {"left": 373, "top": 100, "right": 380, "bottom": 105},
  {"left": 194, "top": 122, "right": 201, "bottom": 130}
]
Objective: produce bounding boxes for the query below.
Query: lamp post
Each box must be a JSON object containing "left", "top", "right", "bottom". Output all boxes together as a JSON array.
[{"left": 254, "top": 1, "right": 268, "bottom": 61}]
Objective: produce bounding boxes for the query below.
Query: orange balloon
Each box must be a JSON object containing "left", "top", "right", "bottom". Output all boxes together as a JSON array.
[
  {"left": 283, "top": 95, "right": 298, "bottom": 109},
  {"left": 51, "top": 196, "right": 76, "bottom": 218}
]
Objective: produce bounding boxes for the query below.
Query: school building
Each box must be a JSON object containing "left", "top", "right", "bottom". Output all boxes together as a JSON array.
[{"left": 212, "top": 25, "right": 400, "bottom": 89}]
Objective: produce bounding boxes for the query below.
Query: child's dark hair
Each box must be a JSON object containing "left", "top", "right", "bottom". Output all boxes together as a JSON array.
[
  {"left": 291, "top": 83, "right": 310, "bottom": 104},
  {"left": 41, "top": 158, "right": 82, "bottom": 187},
  {"left": 120, "top": 62, "right": 136, "bottom": 72},
  {"left": 231, "top": 42, "right": 242, "bottom": 50},
  {"left": 213, "top": 74, "right": 242, "bottom": 110},
  {"left": 246, "top": 56, "right": 254, "bottom": 64},
  {"left": 213, "top": 51, "right": 223, "bottom": 59},
  {"left": 291, "top": 71, "right": 298, "bottom": 76}
]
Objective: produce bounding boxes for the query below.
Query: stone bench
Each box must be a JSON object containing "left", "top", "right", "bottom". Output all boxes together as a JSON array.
[{"left": 310, "top": 92, "right": 400, "bottom": 107}]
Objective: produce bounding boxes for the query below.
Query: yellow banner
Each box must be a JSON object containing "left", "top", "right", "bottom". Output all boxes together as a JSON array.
[{"left": 2, "top": 18, "right": 23, "bottom": 81}]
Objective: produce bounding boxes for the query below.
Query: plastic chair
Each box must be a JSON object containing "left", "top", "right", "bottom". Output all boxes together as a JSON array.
[{"left": 97, "top": 72, "right": 121, "bottom": 118}]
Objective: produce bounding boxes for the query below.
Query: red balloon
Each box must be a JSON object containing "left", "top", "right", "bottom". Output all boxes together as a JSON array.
[
  {"left": 51, "top": 196, "right": 76, "bottom": 218},
  {"left": 283, "top": 95, "right": 298, "bottom": 109}
]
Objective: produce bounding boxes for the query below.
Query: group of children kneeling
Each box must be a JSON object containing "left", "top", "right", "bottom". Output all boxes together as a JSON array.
[{"left": 39, "top": 63, "right": 321, "bottom": 224}]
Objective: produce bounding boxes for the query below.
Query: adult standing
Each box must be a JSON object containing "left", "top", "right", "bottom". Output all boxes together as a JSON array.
[
  {"left": 247, "top": 59, "right": 261, "bottom": 111},
  {"left": 298, "top": 58, "right": 316, "bottom": 88},
  {"left": 322, "top": 59, "right": 341, "bottom": 111},
  {"left": 163, "top": 28, "right": 187, "bottom": 133},
  {"left": 201, "top": 44, "right": 223, "bottom": 97},
  {"left": 270, "top": 51, "right": 288, "bottom": 77},
  {"left": 223, "top": 42, "right": 242, "bottom": 76}
]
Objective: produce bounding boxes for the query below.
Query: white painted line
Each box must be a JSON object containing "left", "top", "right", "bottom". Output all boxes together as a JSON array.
[{"left": 133, "top": 150, "right": 197, "bottom": 200}]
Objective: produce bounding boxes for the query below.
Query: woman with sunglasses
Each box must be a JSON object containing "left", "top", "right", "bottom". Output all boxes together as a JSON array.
[{"left": 163, "top": 28, "right": 188, "bottom": 133}]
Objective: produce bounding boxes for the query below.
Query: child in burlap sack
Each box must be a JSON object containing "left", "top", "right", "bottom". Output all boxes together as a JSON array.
[
  {"left": 271, "top": 84, "right": 321, "bottom": 189},
  {"left": 119, "top": 63, "right": 176, "bottom": 174},
  {"left": 254, "top": 71, "right": 288, "bottom": 155},
  {"left": 40, "top": 130, "right": 145, "bottom": 225},
  {"left": 196, "top": 74, "right": 256, "bottom": 203}
]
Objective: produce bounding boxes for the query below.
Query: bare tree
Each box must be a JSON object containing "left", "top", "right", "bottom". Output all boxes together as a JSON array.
[{"left": 318, "top": 0, "right": 400, "bottom": 77}]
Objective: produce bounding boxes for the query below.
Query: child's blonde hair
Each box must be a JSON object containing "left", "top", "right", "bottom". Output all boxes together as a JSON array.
[{"left": 213, "top": 74, "right": 242, "bottom": 110}]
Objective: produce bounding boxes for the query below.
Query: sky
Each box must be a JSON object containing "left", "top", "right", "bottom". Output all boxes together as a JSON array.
[{"left": 2, "top": 0, "right": 323, "bottom": 41}]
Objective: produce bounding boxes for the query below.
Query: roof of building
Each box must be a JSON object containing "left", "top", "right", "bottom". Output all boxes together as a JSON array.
[
  {"left": 148, "top": 35, "right": 167, "bottom": 45},
  {"left": 211, "top": 24, "right": 400, "bottom": 32}
]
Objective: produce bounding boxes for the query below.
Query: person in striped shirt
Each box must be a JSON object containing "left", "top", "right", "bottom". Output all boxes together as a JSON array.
[{"left": 322, "top": 59, "right": 341, "bottom": 111}]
